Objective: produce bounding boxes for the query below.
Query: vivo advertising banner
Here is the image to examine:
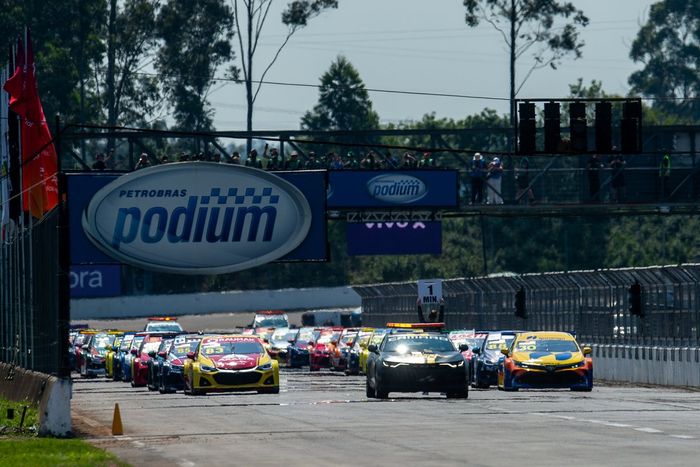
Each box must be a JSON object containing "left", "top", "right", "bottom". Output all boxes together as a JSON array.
[
  {"left": 346, "top": 221, "right": 442, "bottom": 256},
  {"left": 68, "top": 164, "right": 327, "bottom": 274},
  {"left": 70, "top": 265, "right": 121, "bottom": 298},
  {"left": 327, "top": 170, "right": 459, "bottom": 208}
]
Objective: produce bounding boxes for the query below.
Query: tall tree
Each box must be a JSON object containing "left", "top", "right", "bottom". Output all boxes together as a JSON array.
[
  {"left": 628, "top": 0, "right": 700, "bottom": 122},
  {"left": 232, "top": 0, "right": 338, "bottom": 149},
  {"left": 102, "top": 0, "right": 161, "bottom": 128},
  {"left": 301, "top": 56, "right": 379, "bottom": 132},
  {"left": 156, "top": 0, "right": 235, "bottom": 131},
  {"left": 463, "top": 0, "right": 589, "bottom": 130}
]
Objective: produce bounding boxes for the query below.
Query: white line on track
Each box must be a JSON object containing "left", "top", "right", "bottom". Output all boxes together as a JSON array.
[
  {"left": 634, "top": 427, "right": 664, "bottom": 434},
  {"left": 669, "top": 435, "right": 696, "bottom": 440}
]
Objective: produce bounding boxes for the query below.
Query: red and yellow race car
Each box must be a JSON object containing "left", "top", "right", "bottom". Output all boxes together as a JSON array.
[
  {"left": 183, "top": 335, "right": 279, "bottom": 395},
  {"left": 498, "top": 331, "right": 593, "bottom": 392},
  {"left": 309, "top": 327, "right": 343, "bottom": 371}
]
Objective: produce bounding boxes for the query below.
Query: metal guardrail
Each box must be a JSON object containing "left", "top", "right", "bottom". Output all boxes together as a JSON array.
[
  {"left": 0, "top": 210, "right": 60, "bottom": 374},
  {"left": 353, "top": 264, "right": 700, "bottom": 347}
]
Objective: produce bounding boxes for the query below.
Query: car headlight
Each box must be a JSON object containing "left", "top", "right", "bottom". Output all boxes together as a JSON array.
[
  {"left": 200, "top": 364, "right": 216, "bottom": 372},
  {"left": 257, "top": 361, "right": 273, "bottom": 371},
  {"left": 440, "top": 360, "right": 465, "bottom": 368}
]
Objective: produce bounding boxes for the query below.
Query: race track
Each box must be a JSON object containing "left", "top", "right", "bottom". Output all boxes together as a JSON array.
[{"left": 73, "top": 370, "right": 700, "bottom": 467}]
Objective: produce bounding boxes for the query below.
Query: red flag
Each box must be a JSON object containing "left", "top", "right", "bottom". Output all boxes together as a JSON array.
[{"left": 3, "top": 30, "right": 58, "bottom": 218}]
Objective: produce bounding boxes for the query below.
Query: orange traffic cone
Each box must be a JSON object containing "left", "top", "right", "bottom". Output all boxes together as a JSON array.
[{"left": 111, "top": 403, "right": 123, "bottom": 436}]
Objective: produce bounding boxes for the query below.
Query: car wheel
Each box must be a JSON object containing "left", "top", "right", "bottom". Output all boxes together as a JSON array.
[{"left": 366, "top": 378, "right": 376, "bottom": 398}]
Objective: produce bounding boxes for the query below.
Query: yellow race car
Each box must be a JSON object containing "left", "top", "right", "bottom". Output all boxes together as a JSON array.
[
  {"left": 183, "top": 335, "right": 279, "bottom": 395},
  {"left": 104, "top": 334, "right": 124, "bottom": 378},
  {"left": 359, "top": 328, "right": 389, "bottom": 375},
  {"left": 498, "top": 331, "right": 593, "bottom": 391}
]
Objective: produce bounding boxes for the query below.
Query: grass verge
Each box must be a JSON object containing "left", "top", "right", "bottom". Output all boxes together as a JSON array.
[
  {"left": 0, "top": 438, "right": 130, "bottom": 467},
  {"left": 0, "top": 396, "right": 129, "bottom": 466}
]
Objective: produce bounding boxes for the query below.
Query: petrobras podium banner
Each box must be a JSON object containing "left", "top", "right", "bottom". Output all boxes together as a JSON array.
[
  {"left": 327, "top": 170, "right": 459, "bottom": 209},
  {"left": 68, "top": 164, "right": 327, "bottom": 274},
  {"left": 346, "top": 221, "right": 442, "bottom": 256},
  {"left": 70, "top": 265, "right": 121, "bottom": 298}
]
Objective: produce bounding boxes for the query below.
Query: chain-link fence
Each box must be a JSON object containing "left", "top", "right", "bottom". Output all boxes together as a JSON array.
[
  {"left": 0, "top": 210, "right": 61, "bottom": 374},
  {"left": 353, "top": 264, "right": 700, "bottom": 347}
]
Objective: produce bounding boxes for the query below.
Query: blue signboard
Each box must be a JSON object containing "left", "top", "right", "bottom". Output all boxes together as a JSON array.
[
  {"left": 67, "top": 168, "right": 327, "bottom": 268},
  {"left": 70, "top": 265, "right": 121, "bottom": 298},
  {"left": 327, "top": 170, "right": 459, "bottom": 208},
  {"left": 346, "top": 221, "right": 442, "bottom": 256}
]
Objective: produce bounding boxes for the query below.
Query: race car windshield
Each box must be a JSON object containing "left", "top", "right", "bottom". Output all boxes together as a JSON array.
[
  {"left": 171, "top": 341, "right": 199, "bottom": 357},
  {"left": 141, "top": 340, "right": 162, "bottom": 354},
  {"left": 92, "top": 334, "right": 113, "bottom": 350},
  {"left": 383, "top": 337, "right": 455, "bottom": 354},
  {"left": 146, "top": 322, "right": 183, "bottom": 332},
  {"left": 370, "top": 332, "right": 388, "bottom": 345},
  {"left": 317, "top": 332, "right": 340, "bottom": 344},
  {"left": 515, "top": 339, "right": 579, "bottom": 353},
  {"left": 201, "top": 341, "right": 265, "bottom": 356},
  {"left": 296, "top": 331, "right": 315, "bottom": 344},
  {"left": 340, "top": 333, "right": 357, "bottom": 345},
  {"left": 119, "top": 336, "right": 134, "bottom": 351},
  {"left": 254, "top": 316, "right": 288, "bottom": 328},
  {"left": 130, "top": 337, "right": 145, "bottom": 350}
]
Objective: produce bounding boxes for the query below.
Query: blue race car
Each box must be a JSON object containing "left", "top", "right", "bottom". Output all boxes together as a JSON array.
[
  {"left": 472, "top": 331, "right": 518, "bottom": 388},
  {"left": 112, "top": 332, "right": 135, "bottom": 381},
  {"left": 147, "top": 337, "right": 176, "bottom": 391},
  {"left": 286, "top": 327, "right": 318, "bottom": 368},
  {"left": 159, "top": 335, "right": 202, "bottom": 393},
  {"left": 121, "top": 334, "right": 145, "bottom": 382}
]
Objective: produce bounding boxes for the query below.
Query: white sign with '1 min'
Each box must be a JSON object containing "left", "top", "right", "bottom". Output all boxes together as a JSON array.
[{"left": 418, "top": 279, "right": 442, "bottom": 305}]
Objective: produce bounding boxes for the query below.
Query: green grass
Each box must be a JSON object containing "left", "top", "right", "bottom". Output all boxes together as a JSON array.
[
  {"left": 0, "top": 397, "right": 39, "bottom": 434},
  {"left": 0, "top": 438, "right": 130, "bottom": 467}
]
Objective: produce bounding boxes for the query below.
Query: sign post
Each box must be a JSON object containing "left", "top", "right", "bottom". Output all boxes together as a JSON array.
[{"left": 417, "top": 279, "right": 443, "bottom": 305}]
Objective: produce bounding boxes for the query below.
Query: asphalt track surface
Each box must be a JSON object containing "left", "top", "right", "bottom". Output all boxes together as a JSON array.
[{"left": 73, "top": 369, "right": 700, "bottom": 467}]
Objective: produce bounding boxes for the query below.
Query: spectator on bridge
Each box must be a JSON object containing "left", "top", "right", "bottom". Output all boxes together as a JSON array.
[
  {"left": 486, "top": 156, "right": 504, "bottom": 204},
  {"left": 329, "top": 152, "right": 344, "bottom": 170},
  {"left": 469, "top": 152, "right": 486, "bottom": 204},
  {"left": 401, "top": 152, "right": 417, "bottom": 169},
  {"left": 609, "top": 153, "right": 626, "bottom": 203},
  {"left": 245, "top": 148, "right": 263, "bottom": 169},
  {"left": 135, "top": 153, "right": 151, "bottom": 170},
  {"left": 304, "top": 151, "right": 323, "bottom": 169},
  {"left": 92, "top": 152, "right": 108, "bottom": 170},
  {"left": 418, "top": 152, "right": 436, "bottom": 168},
  {"left": 360, "top": 152, "right": 378, "bottom": 169},
  {"left": 515, "top": 157, "right": 535, "bottom": 205},
  {"left": 229, "top": 151, "right": 241, "bottom": 164},
  {"left": 586, "top": 154, "right": 604, "bottom": 202},
  {"left": 285, "top": 151, "right": 303, "bottom": 170},
  {"left": 345, "top": 151, "right": 360, "bottom": 169},
  {"left": 383, "top": 151, "right": 399, "bottom": 169},
  {"left": 659, "top": 154, "right": 671, "bottom": 199}
]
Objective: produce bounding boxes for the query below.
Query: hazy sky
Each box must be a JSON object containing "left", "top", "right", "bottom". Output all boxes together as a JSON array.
[{"left": 206, "top": 0, "right": 657, "bottom": 130}]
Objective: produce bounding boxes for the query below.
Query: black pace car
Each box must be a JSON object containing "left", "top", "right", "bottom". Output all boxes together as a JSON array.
[{"left": 366, "top": 333, "right": 469, "bottom": 399}]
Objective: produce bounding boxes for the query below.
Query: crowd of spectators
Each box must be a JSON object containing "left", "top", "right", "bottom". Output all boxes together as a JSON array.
[{"left": 91, "top": 147, "right": 441, "bottom": 172}]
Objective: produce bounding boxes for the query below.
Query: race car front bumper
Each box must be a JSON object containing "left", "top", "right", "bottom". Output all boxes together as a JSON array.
[
  {"left": 510, "top": 365, "right": 592, "bottom": 390},
  {"left": 194, "top": 367, "right": 279, "bottom": 392},
  {"left": 376, "top": 364, "right": 468, "bottom": 394}
]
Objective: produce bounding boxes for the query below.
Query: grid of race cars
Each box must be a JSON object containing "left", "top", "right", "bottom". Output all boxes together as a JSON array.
[{"left": 69, "top": 312, "right": 593, "bottom": 398}]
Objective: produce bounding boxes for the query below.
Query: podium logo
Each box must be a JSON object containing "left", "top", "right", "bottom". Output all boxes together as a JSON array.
[
  {"left": 366, "top": 174, "right": 427, "bottom": 204},
  {"left": 82, "top": 163, "right": 311, "bottom": 275}
]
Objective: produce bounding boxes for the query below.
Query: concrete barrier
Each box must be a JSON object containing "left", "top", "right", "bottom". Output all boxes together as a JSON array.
[
  {"left": 0, "top": 363, "right": 71, "bottom": 436},
  {"left": 70, "top": 286, "right": 362, "bottom": 320},
  {"left": 591, "top": 344, "right": 700, "bottom": 388}
]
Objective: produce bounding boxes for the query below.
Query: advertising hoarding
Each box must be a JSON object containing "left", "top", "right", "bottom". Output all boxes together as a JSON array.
[
  {"left": 68, "top": 165, "right": 327, "bottom": 272},
  {"left": 327, "top": 170, "right": 459, "bottom": 208},
  {"left": 346, "top": 221, "right": 442, "bottom": 256}
]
